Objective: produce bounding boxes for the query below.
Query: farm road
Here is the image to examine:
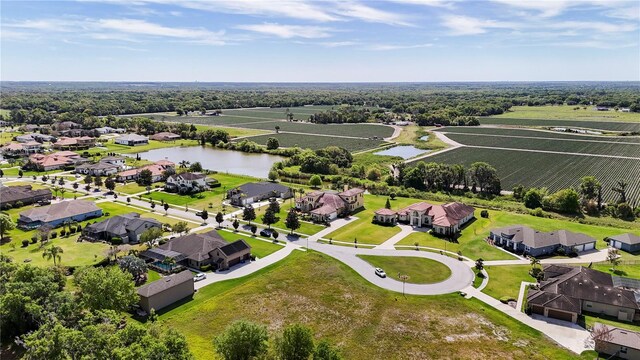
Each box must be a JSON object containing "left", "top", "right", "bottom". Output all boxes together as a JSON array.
[{"left": 439, "top": 131, "right": 640, "bottom": 145}]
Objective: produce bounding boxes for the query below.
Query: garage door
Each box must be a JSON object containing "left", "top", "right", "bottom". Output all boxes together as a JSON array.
[
  {"left": 547, "top": 309, "right": 573, "bottom": 322},
  {"left": 584, "top": 242, "right": 595, "bottom": 251},
  {"left": 531, "top": 305, "right": 545, "bottom": 315},
  {"left": 574, "top": 245, "right": 584, "bottom": 252}
]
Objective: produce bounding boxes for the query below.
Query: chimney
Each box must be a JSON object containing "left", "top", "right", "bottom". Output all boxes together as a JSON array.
[{"left": 343, "top": 184, "right": 349, "bottom": 192}]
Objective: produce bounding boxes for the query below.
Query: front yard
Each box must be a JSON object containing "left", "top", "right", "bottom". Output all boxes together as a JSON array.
[
  {"left": 251, "top": 201, "right": 325, "bottom": 236},
  {"left": 481, "top": 265, "right": 534, "bottom": 301},
  {"left": 217, "top": 229, "right": 283, "bottom": 258}
]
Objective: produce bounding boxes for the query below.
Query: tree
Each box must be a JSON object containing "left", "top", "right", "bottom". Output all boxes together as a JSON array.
[
  {"left": 272, "top": 230, "right": 279, "bottom": 241},
  {"left": 268, "top": 199, "right": 280, "bottom": 214},
  {"left": 243, "top": 206, "right": 256, "bottom": 225},
  {"left": 285, "top": 208, "right": 300, "bottom": 235},
  {"left": 164, "top": 202, "right": 170, "bottom": 214},
  {"left": 544, "top": 188, "right": 581, "bottom": 214},
  {"left": 523, "top": 188, "right": 546, "bottom": 209},
  {"left": 74, "top": 266, "right": 138, "bottom": 312},
  {"left": 73, "top": 182, "right": 79, "bottom": 190},
  {"left": 213, "top": 320, "right": 268, "bottom": 360},
  {"left": 215, "top": 212, "right": 224, "bottom": 227},
  {"left": 232, "top": 219, "right": 240, "bottom": 231},
  {"left": 591, "top": 323, "right": 614, "bottom": 351},
  {"left": 612, "top": 180, "right": 628, "bottom": 204},
  {"left": 512, "top": 184, "right": 525, "bottom": 200},
  {"left": 189, "top": 161, "right": 203, "bottom": 172},
  {"left": 84, "top": 174, "right": 93, "bottom": 185},
  {"left": 18, "top": 169, "right": 23, "bottom": 178},
  {"left": 42, "top": 245, "right": 63, "bottom": 266},
  {"left": 579, "top": 176, "right": 601, "bottom": 203},
  {"left": 266, "top": 137, "right": 279, "bottom": 150},
  {"left": 118, "top": 255, "right": 148, "bottom": 283},
  {"left": 171, "top": 221, "right": 190, "bottom": 235},
  {"left": 0, "top": 214, "right": 16, "bottom": 242},
  {"left": 309, "top": 175, "right": 322, "bottom": 188},
  {"left": 275, "top": 324, "right": 315, "bottom": 360},
  {"left": 94, "top": 175, "right": 103, "bottom": 188},
  {"left": 529, "top": 256, "right": 540, "bottom": 269},
  {"left": 178, "top": 160, "right": 190, "bottom": 169},
  {"left": 468, "top": 162, "right": 500, "bottom": 195},
  {"left": 268, "top": 170, "right": 279, "bottom": 182},
  {"left": 314, "top": 340, "right": 343, "bottom": 360},
  {"left": 607, "top": 248, "right": 621, "bottom": 270},
  {"left": 385, "top": 198, "right": 391, "bottom": 209},
  {"left": 251, "top": 224, "right": 257, "bottom": 236},
  {"left": 475, "top": 258, "right": 484, "bottom": 271},
  {"left": 140, "top": 227, "right": 163, "bottom": 249},
  {"left": 262, "top": 207, "right": 279, "bottom": 229},
  {"left": 137, "top": 169, "right": 153, "bottom": 186}
]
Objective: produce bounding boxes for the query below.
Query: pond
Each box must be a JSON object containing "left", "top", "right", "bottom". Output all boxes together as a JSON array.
[
  {"left": 373, "top": 145, "right": 429, "bottom": 159},
  {"left": 133, "top": 146, "right": 285, "bottom": 178}
]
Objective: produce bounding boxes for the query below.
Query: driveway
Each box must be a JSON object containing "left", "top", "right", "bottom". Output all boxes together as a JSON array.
[{"left": 374, "top": 224, "right": 414, "bottom": 250}]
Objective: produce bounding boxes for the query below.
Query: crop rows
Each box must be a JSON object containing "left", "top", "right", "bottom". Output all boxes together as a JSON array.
[
  {"left": 409, "top": 147, "right": 640, "bottom": 204},
  {"left": 443, "top": 133, "right": 640, "bottom": 158},
  {"left": 480, "top": 117, "right": 640, "bottom": 132},
  {"left": 223, "top": 121, "right": 394, "bottom": 138},
  {"left": 436, "top": 127, "right": 640, "bottom": 143},
  {"left": 238, "top": 133, "right": 387, "bottom": 152}
]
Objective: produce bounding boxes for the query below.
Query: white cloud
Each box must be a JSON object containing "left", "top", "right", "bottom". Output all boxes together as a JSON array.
[
  {"left": 549, "top": 20, "right": 637, "bottom": 33},
  {"left": 492, "top": 0, "right": 640, "bottom": 18},
  {"left": 389, "top": 0, "right": 455, "bottom": 9},
  {"left": 367, "top": 43, "right": 433, "bottom": 50},
  {"left": 236, "top": 23, "right": 333, "bottom": 39},
  {"left": 441, "top": 15, "right": 517, "bottom": 35},
  {"left": 336, "top": 2, "right": 413, "bottom": 26},
  {"left": 320, "top": 41, "right": 357, "bottom": 47}
]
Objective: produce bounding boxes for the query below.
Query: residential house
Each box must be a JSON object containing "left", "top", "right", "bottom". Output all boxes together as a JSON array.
[
  {"left": 16, "top": 133, "right": 55, "bottom": 143},
  {"left": 0, "top": 185, "right": 52, "bottom": 209},
  {"left": 100, "top": 155, "right": 126, "bottom": 167},
  {"left": 137, "top": 270, "right": 194, "bottom": 313},
  {"left": 56, "top": 121, "right": 81, "bottom": 130},
  {"left": 82, "top": 213, "right": 161, "bottom": 244},
  {"left": 116, "top": 160, "right": 175, "bottom": 183},
  {"left": 297, "top": 187, "right": 365, "bottom": 222},
  {"left": 95, "top": 126, "right": 126, "bottom": 134},
  {"left": 526, "top": 265, "right": 640, "bottom": 323},
  {"left": 140, "top": 230, "right": 251, "bottom": 271},
  {"left": 52, "top": 136, "right": 95, "bottom": 150},
  {"left": 607, "top": 233, "right": 640, "bottom": 254},
  {"left": 2, "top": 141, "right": 42, "bottom": 155},
  {"left": 18, "top": 199, "right": 103, "bottom": 229},
  {"left": 593, "top": 323, "right": 640, "bottom": 360},
  {"left": 489, "top": 226, "right": 596, "bottom": 257},
  {"left": 75, "top": 155, "right": 126, "bottom": 176},
  {"left": 227, "top": 182, "right": 293, "bottom": 206},
  {"left": 150, "top": 132, "right": 181, "bottom": 141},
  {"left": 115, "top": 133, "right": 149, "bottom": 146},
  {"left": 375, "top": 202, "right": 475, "bottom": 235},
  {"left": 28, "top": 151, "right": 88, "bottom": 171},
  {"left": 165, "top": 172, "right": 208, "bottom": 193}
]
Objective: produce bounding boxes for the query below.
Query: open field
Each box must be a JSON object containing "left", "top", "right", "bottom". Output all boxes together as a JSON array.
[
  {"left": 217, "top": 230, "right": 283, "bottom": 258},
  {"left": 442, "top": 132, "right": 640, "bottom": 158},
  {"left": 357, "top": 255, "right": 452, "bottom": 284},
  {"left": 239, "top": 133, "right": 388, "bottom": 152},
  {"left": 192, "top": 124, "right": 270, "bottom": 138},
  {"left": 397, "top": 208, "right": 640, "bottom": 260},
  {"left": 491, "top": 105, "right": 640, "bottom": 122},
  {"left": 158, "top": 251, "right": 584, "bottom": 360},
  {"left": 225, "top": 121, "right": 394, "bottom": 138},
  {"left": 414, "top": 146, "right": 640, "bottom": 203},
  {"left": 437, "top": 126, "right": 640, "bottom": 142},
  {"left": 480, "top": 118, "right": 640, "bottom": 132}
]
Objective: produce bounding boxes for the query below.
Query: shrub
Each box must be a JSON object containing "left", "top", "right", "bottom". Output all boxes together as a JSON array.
[
  {"left": 51, "top": 231, "right": 57, "bottom": 239},
  {"left": 528, "top": 207, "right": 546, "bottom": 217},
  {"left": 22, "top": 239, "right": 29, "bottom": 247},
  {"left": 31, "top": 235, "right": 38, "bottom": 244},
  {"left": 60, "top": 229, "right": 66, "bottom": 237},
  {"left": 480, "top": 210, "right": 489, "bottom": 218},
  {"left": 69, "top": 228, "right": 76, "bottom": 234},
  {"left": 76, "top": 225, "right": 82, "bottom": 232},
  {"left": 111, "top": 237, "right": 123, "bottom": 245},
  {"left": 200, "top": 265, "right": 211, "bottom": 272},
  {"left": 499, "top": 296, "right": 516, "bottom": 304},
  {"left": 555, "top": 247, "right": 566, "bottom": 256}
]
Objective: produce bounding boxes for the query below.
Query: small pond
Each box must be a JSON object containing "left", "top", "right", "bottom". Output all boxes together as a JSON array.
[
  {"left": 373, "top": 145, "right": 429, "bottom": 159},
  {"left": 133, "top": 146, "right": 285, "bottom": 178}
]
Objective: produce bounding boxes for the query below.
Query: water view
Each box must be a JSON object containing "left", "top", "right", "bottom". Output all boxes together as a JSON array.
[
  {"left": 374, "top": 145, "right": 429, "bottom": 159},
  {"left": 135, "top": 146, "right": 285, "bottom": 178}
]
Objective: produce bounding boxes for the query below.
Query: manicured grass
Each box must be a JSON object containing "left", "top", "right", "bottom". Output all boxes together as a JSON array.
[
  {"left": 157, "top": 251, "right": 582, "bottom": 360},
  {"left": 0, "top": 131, "right": 21, "bottom": 145},
  {"left": 490, "top": 105, "right": 640, "bottom": 122},
  {"left": 357, "top": 255, "right": 452, "bottom": 284},
  {"left": 217, "top": 230, "right": 283, "bottom": 258},
  {"left": 252, "top": 201, "right": 325, "bottom": 235},
  {"left": 587, "top": 263, "right": 640, "bottom": 279},
  {"left": 482, "top": 265, "right": 534, "bottom": 300},
  {"left": 583, "top": 314, "right": 640, "bottom": 332},
  {"left": 115, "top": 182, "right": 164, "bottom": 195},
  {"left": 146, "top": 270, "right": 162, "bottom": 283},
  {"left": 239, "top": 133, "right": 388, "bottom": 152}
]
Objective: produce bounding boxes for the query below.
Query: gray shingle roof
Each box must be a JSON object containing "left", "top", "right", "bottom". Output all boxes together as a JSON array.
[
  {"left": 608, "top": 233, "right": 640, "bottom": 245},
  {"left": 137, "top": 270, "right": 193, "bottom": 297},
  {"left": 0, "top": 185, "right": 51, "bottom": 205},
  {"left": 84, "top": 213, "right": 160, "bottom": 236},
  {"left": 492, "top": 226, "right": 596, "bottom": 248},
  {"left": 595, "top": 323, "right": 640, "bottom": 350},
  {"left": 218, "top": 239, "right": 250, "bottom": 257},
  {"left": 158, "top": 230, "right": 228, "bottom": 262},
  {"left": 19, "top": 200, "right": 101, "bottom": 223}
]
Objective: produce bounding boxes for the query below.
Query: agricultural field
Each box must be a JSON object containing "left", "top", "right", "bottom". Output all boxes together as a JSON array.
[
  {"left": 414, "top": 146, "right": 640, "bottom": 203},
  {"left": 224, "top": 121, "right": 394, "bottom": 138},
  {"left": 480, "top": 118, "right": 640, "bottom": 132},
  {"left": 239, "top": 133, "right": 388, "bottom": 152},
  {"left": 437, "top": 126, "right": 640, "bottom": 143},
  {"left": 491, "top": 105, "right": 640, "bottom": 122},
  {"left": 442, "top": 132, "right": 640, "bottom": 158}
]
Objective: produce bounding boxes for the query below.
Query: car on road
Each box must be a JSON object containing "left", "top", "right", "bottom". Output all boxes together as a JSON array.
[
  {"left": 259, "top": 229, "right": 273, "bottom": 237},
  {"left": 374, "top": 268, "right": 387, "bottom": 278},
  {"left": 193, "top": 273, "right": 206, "bottom": 282}
]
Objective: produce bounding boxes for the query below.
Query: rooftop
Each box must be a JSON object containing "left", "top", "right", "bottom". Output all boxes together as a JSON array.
[{"left": 137, "top": 270, "right": 193, "bottom": 298}]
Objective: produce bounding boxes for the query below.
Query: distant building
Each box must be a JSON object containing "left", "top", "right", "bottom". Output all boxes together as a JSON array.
[
  {"left": 95, "top": 126, "right": 126, "bottom": 134},
  {"left": 489, "top": 226, "right": 596, "bottom": 257},
  {"left": 1, "top": 141, "right": 42, "bottom": 155},
  {"left": 114, "top": 133, "right": 149, "bottom": 146},
  {"left": 297, "top": 187, "right": 365, "bottom": 222},
  {"left": 137, "top": 270, "right": 194, "bottom": 313},
  {"left": 227, "top": 182, "right": 293, "bottom": 206},
  {"left": 56, "top": 121, "right": 81, "bottom": 130},
  {"left": 52, "top": 136, "right": 95, "bottom": 150},
  {"left": 0, "top": 185, "right": 52, "bottom": 209},
  {"left": 593, "top": 323, "right": 640, "bottom": 360},
  {"left": 16, "top": 133, "right": 55, "bottom": 143},
  {"left": 18, "top": 200, "right": 103, "bottom": 229},
  {"left": 607, "top": 233, "right": 640, "bottom": 254},
  {"left": 165, "top": 172, "right": 208, "bottom": 193},
  {"left": 116, "top": 160, "right": 175, "bottom": 183},
  {"left": 150, "top": 132, "right": 181, "bottom": 141},
  {"left": 82, "top": 213, "right": 161, "bottom": 244},
  {"left": 374, "top": 202, "right": 475, "bottom": 236},
  {"left": 28, "top": 151, "right": 88, "bottom": 171}
]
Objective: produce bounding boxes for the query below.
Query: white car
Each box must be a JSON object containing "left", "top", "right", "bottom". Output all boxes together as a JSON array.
[
  {"left": 194, "top": 273, "right": 207, "bottom": 282},
  {"left": 374, "top": 268, "right": 387, "bottom": 278}
]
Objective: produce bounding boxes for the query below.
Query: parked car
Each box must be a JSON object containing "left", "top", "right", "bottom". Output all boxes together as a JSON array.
[
  {"left": 194, "top": 273, "right": 206, "bottom": 282},
  {"left": 374, "top": 268, "right": 386, "bottom": 278},
  {"left": 260, "top": 229, "right": 273, "bottom": 237}
]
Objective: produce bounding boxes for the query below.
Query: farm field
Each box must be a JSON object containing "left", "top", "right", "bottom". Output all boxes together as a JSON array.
[
  {"left": 490, "top": 105, "right": 640, "bottom": 122},
  {"left": 239, "top": 133, "right": 388, "bottom": 152},
  {"left": 226, "top": 121, "right": 394, "bottom": 138},
  {"left": 414, "top": 146, "right": 640, "bottom": 203},
  {"left": 437, "top": 126, "right": 640, "bottom": 143},
  {"left": 158, "top": 251, "right": 584, "bottom": 360},
  {"left": 480, "top": 117, "right": 640, "bottom": 132},
  {"left": 442, "top": 133, "right": 640, "bottom": 158}
]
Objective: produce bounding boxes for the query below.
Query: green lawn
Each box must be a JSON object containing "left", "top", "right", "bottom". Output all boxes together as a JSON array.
[
  {"left": 252, "top": 201, "right": 325, "bottom": 235},
  {"left": 83, "top": 139, "right": 200, "bottom": 156},
  {"left": 482, "top": 265, "right": 534, "bottom": 300},
  {"left": 583, "top": 263, "right": 640, "bottom": 279},
  {"left": 157, "top": 251, "right": 585, "bottom": 360},
  {"left": 217, "top": 230, "right": 283, "bottom": 258},
  {"left": 357, "top": 255, "right": 452, "bottom": 284},
  {"left": 115, "top": 182, "right": 163, "bottom": 195},
  {"left": 583, "top": 314, "right": 640, "bottom": 332},
  {"left": 491, "top": 105, "right": 640, "bottom": 122}
]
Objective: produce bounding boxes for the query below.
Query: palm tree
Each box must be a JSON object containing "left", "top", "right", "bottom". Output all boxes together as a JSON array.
[
  {"left": 529, "top": 256, "right": 540, "bottom": 269},
  {"left": 42, "top": 245, "right": 63, "bottom": 266},
  {"left": 163, "top": 257, "right": 176, "bottom": 271},
  {"left": 178, "top": 160, "right": 190, "bottom": 169}
]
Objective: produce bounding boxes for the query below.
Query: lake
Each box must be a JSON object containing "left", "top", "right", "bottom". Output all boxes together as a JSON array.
[
  {"left": 134, "top": 146, "right": 285, "bottom": 178},
  {"left": 374, "top": 145, "right": 429, "bottom": 159}
]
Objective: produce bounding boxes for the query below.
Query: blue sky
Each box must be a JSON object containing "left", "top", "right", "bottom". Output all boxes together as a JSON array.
[{"left": 1, "top": 0, "right": 639, "bottom": 81}]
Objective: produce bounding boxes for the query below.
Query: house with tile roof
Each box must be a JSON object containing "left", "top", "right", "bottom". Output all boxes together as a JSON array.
[
  {"left": 297, "top": 187, "right": 365, "bottom": 222},
  {"left": 52, "top": 136, "right": 95, "bottom": 150},
  {"left": 374, "top": 201, "right": 474, "bottom": 235},
  {"left": 150, "top": 132, "right": 181, "bottom": 141},
  {"left": 526, "top": 265, "right": 640, "bottom": 323},
  {"left": 165, "top": 172, "right": 208, "bottom": 193},
  {"left": 1, "top": 141, "right": 42, "bottom": 155},
  {"left": 116, "top": 160, "right": 175, "bottom": 183},
  {"left": 489, "top": 226, "right": 596, "bottom": 257},
  {"left": 18, "top": 199, "right": 103, "bottom": 229},
  {"left": 28, "top": 151, "right": 87, "bottom": 171}
]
